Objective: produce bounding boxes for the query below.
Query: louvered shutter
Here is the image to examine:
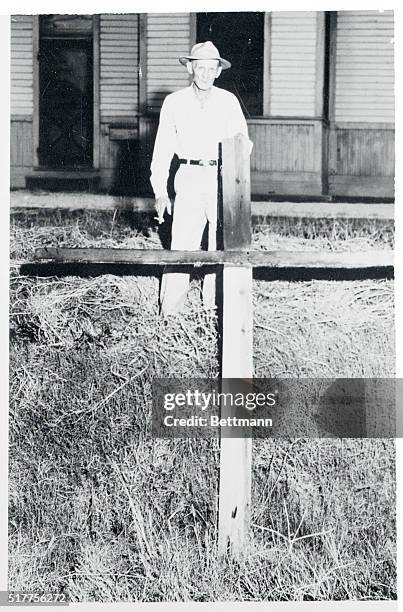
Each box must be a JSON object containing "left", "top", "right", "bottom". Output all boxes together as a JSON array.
[
  {"left": 11, "top": 15, "right": 34, "bottom": 116},
  {"left": 146, "top": 13, "right": 191, "bottom": 113},
  {"left": 269, "top": 12, "right": 317, "bottom": 116},
  {"left": 100, "top": 14, "right": 139, "bottom": 119},
  {"left": 335, "top": 10, "right": 394, "bottom": 123}
]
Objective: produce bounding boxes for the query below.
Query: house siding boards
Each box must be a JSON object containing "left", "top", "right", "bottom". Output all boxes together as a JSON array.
[
  {"left": 248, "top": 119, "right": 323, "bottom": 196},
  {"left": 146, "top": 13, "right": 191, "bottom": 113},
  {"left": 328, "top": 10, "right": 394, "bottom": 197},
  {"left": 334, "top": 10, "right": 394, "bottom": 123},
  {"left": 9, "top": 11, "right": 395, "bottom": 199},
  {"left": 11, "top": 15, "right": 34, "bottom": 117},
  {"left": 255, "top": 12, "right": 323, "bottom": 195},
  {"left": 98, "top": 14, "right": 140, "bottom": 187},
  {"left": 11, "top": 15, "right": 34, "bottom": 187},
  {"left": 269, "top": 11, "right": 317, "bottom": 117},
  {"left": 99, "top": 13, "right": 139, "bottom": 120}
]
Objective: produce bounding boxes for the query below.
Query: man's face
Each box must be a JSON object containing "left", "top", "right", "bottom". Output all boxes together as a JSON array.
[{"left": 190, "top": 59, "right": 221, "bottom": 91}]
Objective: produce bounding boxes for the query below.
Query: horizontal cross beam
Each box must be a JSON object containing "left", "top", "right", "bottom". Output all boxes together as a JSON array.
[{"left": 34, "top": 247, "right": 394, "bottom": 270}]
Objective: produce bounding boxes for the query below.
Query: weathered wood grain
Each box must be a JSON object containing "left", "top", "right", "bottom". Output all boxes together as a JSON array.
[
  {"left": 221, "top": 134, "right": 252, "bottom": 251},
  {"left": 33, "top": 247, "right": 394, "bottom": 269},
  {"left": 218, "top": 136, "right": 253, "bottom": 559}
]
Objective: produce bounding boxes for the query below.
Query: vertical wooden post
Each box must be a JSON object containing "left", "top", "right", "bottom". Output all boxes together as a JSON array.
[
  {"left": 263, "top": 13, "right": 272, "bottom": 117},
  {"left": 327, "top": 12, "right": 338, "bottom": 187},
  {"left": 139, "top": 13, "right": 148, "bottom": 116},
  {"left": 221, "top": 134, "right": 252, "bottom": 250},
  {"left": 218, "top": 134, "right": 253, "bottom": 559},
  {"left": 32, "top": 16, "right": 40, "bottom": 168},
  {"left": 92, "top": 15, "right": 100, "bottom": 170}
]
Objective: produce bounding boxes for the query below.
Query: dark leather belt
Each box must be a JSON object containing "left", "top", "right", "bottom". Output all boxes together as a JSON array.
[{"left": 178, "top": 158, "right": 217, "bottom": 167}]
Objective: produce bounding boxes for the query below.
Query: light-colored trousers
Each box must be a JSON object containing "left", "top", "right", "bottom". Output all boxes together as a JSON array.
[{"left": 160, "top": 164, "right": 218, "bottom": 316}]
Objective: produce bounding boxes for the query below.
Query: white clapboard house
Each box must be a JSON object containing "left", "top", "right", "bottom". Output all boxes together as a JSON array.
[{"left": 10, "top": 11, "right": 394, "bottom": 198}]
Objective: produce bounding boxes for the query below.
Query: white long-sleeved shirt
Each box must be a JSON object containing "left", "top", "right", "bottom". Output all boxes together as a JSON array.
[{"left": 150, "top": 84, "right": 251, "bottom": 199}]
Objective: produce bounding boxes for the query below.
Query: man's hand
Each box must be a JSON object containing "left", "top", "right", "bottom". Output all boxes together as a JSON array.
[{"left": 155, "top": 197, "right": 172, "bottom": 224}]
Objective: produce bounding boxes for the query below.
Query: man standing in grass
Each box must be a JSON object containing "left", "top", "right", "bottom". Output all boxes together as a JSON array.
[{"left": 150, "top": 41, "right": 252, "bottom": 317}]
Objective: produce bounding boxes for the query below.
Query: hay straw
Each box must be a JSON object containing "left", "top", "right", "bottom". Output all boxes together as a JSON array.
[
  {"left": 8, "top": 208, "right": 395, "bottom": 600},
  {"left": 10, "top": 209, "right": 394, "bottom": 380}
]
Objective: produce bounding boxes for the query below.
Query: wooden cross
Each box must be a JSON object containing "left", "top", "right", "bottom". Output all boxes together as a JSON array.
[
  {"left": 34, "top": 135, "right": 393, "bottom": 561},
  {"left": 217, "top": 135, "right": 253, "bottom": 559}
]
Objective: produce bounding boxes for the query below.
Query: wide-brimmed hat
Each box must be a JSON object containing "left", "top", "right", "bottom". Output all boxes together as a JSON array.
[{"left": 179, "top": 41, "right": 231, "bottom": 70}]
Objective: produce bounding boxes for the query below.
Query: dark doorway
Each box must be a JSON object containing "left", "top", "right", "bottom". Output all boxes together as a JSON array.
[
  {"left": 197, "top": 12, "right": 264, "bottom": 117},
  {"left": 39, "top": 17, "right": 93, "bottom": 168}
]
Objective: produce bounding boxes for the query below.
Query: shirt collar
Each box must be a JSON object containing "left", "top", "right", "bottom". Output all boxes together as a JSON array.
[{"left": 190, "top": 83, "right": 216, "bottom": 107}]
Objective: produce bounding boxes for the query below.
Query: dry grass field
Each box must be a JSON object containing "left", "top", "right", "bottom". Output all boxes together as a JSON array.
[{"left": 9, "top": 208, "right": 395, "bottom": 601}]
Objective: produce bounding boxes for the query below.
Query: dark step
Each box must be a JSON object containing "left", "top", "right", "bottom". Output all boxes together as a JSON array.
[{"left": 25, "top": 170, "right": 101, "bottom": 192}]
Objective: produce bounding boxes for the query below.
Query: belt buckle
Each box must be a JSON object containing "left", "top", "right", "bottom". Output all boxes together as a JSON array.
[{"left": 198, "top": 159, "right": 214, "bottom": 167}]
